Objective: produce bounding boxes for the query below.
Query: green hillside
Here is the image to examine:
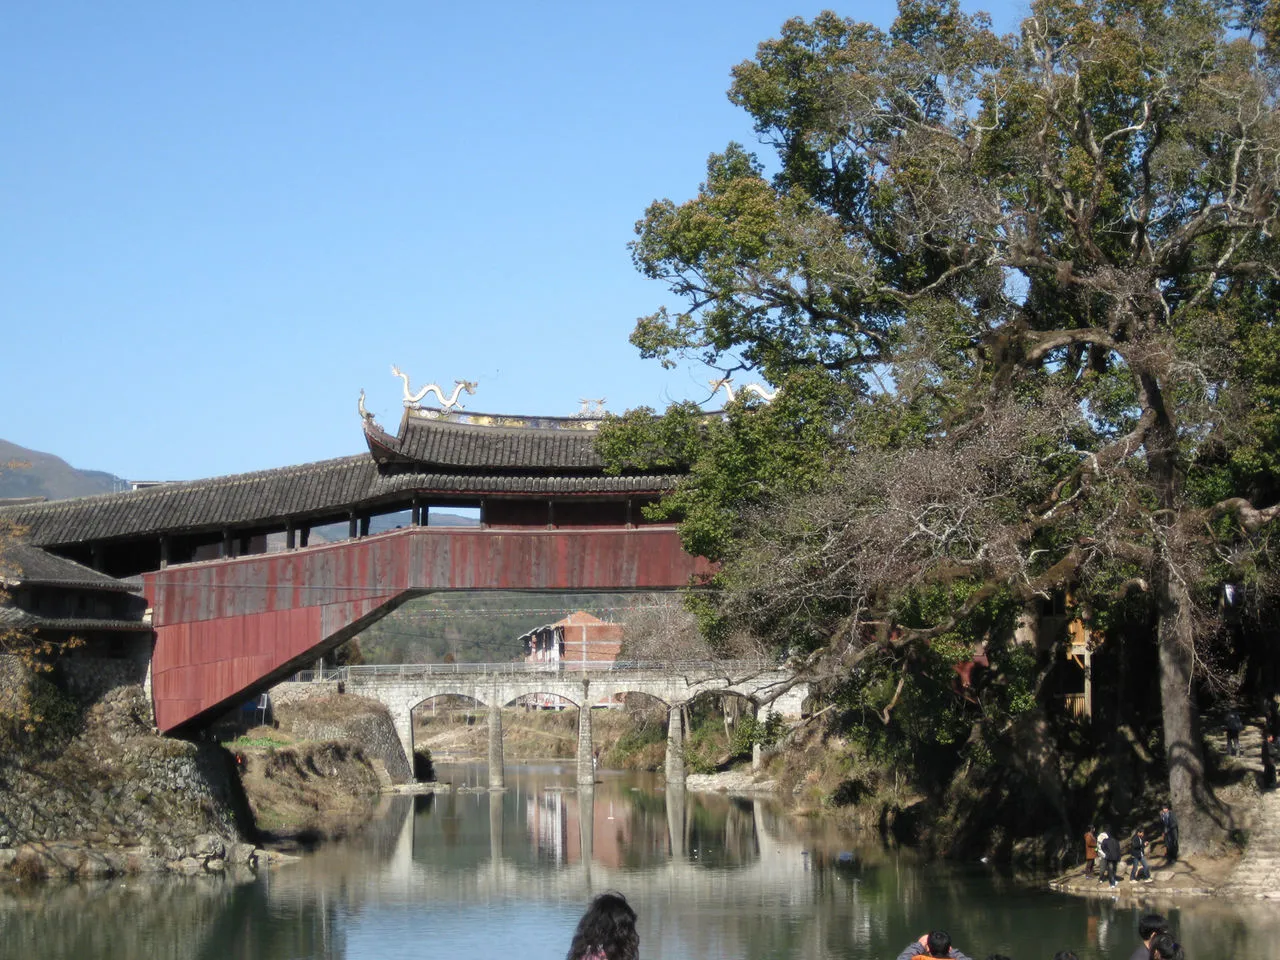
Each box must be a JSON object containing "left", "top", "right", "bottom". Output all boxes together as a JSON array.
[{"left": 354, "top": 591, "right": 646, "bottom": 664}]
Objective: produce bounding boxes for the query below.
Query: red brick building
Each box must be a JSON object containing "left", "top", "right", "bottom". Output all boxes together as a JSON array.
[{"left": 520, "top": 611, "right": 623, "bottom": 665}]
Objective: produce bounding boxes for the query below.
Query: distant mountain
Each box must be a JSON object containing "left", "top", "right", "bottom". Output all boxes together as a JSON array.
[{"left": 0, "top": 439, "right": 127, "bottom": 501}]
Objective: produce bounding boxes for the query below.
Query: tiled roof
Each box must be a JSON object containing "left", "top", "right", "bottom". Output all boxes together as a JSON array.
[
  {"left": 0, "top": 541, "right": 138, "bottom": 592},
  {"left": 0, "top": 455, "right": 679, "bottom": 548},
  {"left": 365, "top": 411, "right": 606, "bottom": 471},
  {"left": 0, "top": 605, "right": 152, "bottom": 632}
]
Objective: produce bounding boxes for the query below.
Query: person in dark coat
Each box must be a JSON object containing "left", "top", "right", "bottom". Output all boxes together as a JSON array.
[
  {"left": 1128, "top": 913, "right": 1168, "bottom": 960},
  {"left": 1263, "top": 733, "right": 1277, "bottom": 790},
  {"left": 1224, "top": 708, "right": 1243, "bottom": 756},
  {"left": 1159, "top": 805, "right": 1179, "bottom": 862},
  {"left": 1129, "top": 828, "right": 1152, "bottom": 881},
  {"left": 1100, "top": 829, "right": 1122, "bottom": 888}
]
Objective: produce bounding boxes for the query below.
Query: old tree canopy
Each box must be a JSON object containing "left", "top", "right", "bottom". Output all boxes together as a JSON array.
[{"left": 603, "top": 0, "right": 1280, "bottom": 852}]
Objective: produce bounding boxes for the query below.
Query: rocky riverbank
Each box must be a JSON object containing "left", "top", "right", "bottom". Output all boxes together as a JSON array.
[{"left": 0, "top": 658, "right": 257, "bottom": 882}]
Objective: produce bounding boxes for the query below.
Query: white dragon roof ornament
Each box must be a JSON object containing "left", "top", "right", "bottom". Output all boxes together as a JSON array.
[
  {"left": 390, "top": 365, "right": 478, "bottom": 411},
  {"left": 709, "top": 378, "right": 778, "bottom": 404}
]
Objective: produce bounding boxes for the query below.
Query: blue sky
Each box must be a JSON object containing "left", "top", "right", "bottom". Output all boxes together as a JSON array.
[{"left": 3, "top": 0, "right": 1024, "bottom": 482}]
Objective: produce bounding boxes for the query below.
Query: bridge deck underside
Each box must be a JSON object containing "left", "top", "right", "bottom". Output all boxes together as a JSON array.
[{"left": 142, "top": 526, "right": 712, "bottom": 732}]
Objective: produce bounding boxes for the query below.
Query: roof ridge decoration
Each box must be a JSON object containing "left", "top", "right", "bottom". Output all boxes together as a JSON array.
[
  {"left": 574, "top": 398, "right": 608, "bottom": 419},
  {"left": 709, "top": 377, "right": 778, "bottom": 404},
  {"left": 404, "top": 408, "right": 605, "bottom": 431},
  {"left": 357, "top": 389, "right": 383, "bottom": 432},
  {"left": 390, "top": 364, "right": 477, "bottom": 412}
]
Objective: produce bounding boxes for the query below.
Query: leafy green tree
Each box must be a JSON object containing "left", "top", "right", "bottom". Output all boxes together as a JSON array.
[{"left": 610, "top": 0, "right": 1280, "bottom": 852}]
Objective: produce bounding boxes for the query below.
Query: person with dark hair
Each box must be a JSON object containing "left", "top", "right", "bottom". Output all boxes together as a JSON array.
[
  {"left": 1159, "top": 805, "right": 1180, "bottom": 861},
  {"left": 1147, "top": 931, "right": 1185, "bottom": 960},
  {"left": 1224, "top": 708, "right": 1243, "bottom": 756},
  {"left": 1053, "top": 952, "right": 1080, "bottom": 960},
  {"left": 1100, "top": 828, "right": 1122, "bottom": 888},
  {"left": 566, "top": 891, "right": 639, "bottom": 960},
  {"left": 895, "top": 930, "right": 973, "bottom": 960},
  {"left": 1128, "top": 913, "right": 1168, "bottom": 960},
  {"left": 1129, "top": 828, "right": 1152, "bottom": 882},
  {"left": 1083, "top": 825, "right": 1097, "bottom": 877}
]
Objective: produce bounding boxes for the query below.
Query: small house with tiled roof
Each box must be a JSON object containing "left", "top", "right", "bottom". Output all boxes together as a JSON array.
[
  {"left": 0, "top": 539, "right": 150, "bottom": 660},
  {"left": 518, "top": 610, "right": 625, "bottom": 666}
]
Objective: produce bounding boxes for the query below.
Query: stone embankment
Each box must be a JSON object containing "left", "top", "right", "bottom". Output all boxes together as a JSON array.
[
  {"left": 269, "top": 688, "right": 412, "bottom": 784},
  {"left": 0, "top": 657, "right": 257, "bottom": 881}
]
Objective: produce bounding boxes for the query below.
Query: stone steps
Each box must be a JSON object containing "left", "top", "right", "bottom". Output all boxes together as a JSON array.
[
  {"left": 369, "top": 758, "right": 394, "bottom": 789},
  {"left": 1218, "top": 788, "right": 1280, "bottom": 900}
]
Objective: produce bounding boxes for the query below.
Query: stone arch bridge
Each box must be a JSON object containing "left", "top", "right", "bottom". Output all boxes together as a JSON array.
[{"left": 280, "top": 660, "right": 808, "bottom": 788}]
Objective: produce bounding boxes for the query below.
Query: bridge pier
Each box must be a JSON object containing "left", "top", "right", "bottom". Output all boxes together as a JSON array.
[
  {"left": 489, "top": 792, "right": 504, "bottom": 864},
  {"left": 577, "top": 694, "right": 594, "bottom": 786},
  {"left": 665, "top": 781, "right": 686, "bottom": 859},
  {"left": 393, "top": 706, "right": 417, "bottom": 782},
  {"left": 488, "top": 702, "right": 505, "bottom": 791},
  {"left": 665, "top": 705, "right": 685, "bottom": 786},
  {"left": 752, "top": 703, "right": 764, "bottom": 773}
]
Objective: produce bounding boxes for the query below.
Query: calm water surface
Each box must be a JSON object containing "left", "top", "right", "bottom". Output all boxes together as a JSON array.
[{"left": 0, "top": 763, "right": 1272, "bottom": 960}]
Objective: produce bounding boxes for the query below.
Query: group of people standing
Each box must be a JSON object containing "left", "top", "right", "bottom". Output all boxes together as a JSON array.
[{"left": 1082, "top": 809, "right": 1175, "bottom": 888}]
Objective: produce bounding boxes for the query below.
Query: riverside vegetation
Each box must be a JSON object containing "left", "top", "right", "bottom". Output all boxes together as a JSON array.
[{"left": 594, "top": 0, "right": 1280, "bottom": 871}]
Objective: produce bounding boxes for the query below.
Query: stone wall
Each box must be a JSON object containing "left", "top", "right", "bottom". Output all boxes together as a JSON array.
[
  {"left": 55, "top": 655, "right": 148, "bottom": 705},
  {"left": 270, "top": 679, "right": 340, "bottom": 707},
  {"left": 272, "top": 692, "right": 412, "bottom": 784},
  {"left": 0, "top": 657, "right": 255, "bottom": 879}
]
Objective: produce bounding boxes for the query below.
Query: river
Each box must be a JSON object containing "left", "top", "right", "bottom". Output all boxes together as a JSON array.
[{"left": 0, "top": 763, "right": 1272, "bottom": 960}]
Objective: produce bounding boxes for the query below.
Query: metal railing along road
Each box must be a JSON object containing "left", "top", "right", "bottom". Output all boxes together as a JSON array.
[{"left": 288, "top": 659, "right": 776, "bottom": 684}]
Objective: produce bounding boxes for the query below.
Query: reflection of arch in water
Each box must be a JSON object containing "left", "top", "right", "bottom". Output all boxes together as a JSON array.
[{"left": 326, "top": 788, "right": 811, "bottom": 910}]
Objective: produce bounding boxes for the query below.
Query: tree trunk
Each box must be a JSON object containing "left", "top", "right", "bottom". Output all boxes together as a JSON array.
[{"left": 1155, "top": 567, "right": 1215, "bottom": 855}]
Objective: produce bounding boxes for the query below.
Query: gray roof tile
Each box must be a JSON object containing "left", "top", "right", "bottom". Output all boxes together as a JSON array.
[{"left": 0, "top": 455, "right": 678, "bottom": 548}]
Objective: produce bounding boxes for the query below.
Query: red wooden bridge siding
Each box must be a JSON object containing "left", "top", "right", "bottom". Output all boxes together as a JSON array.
[{"left": 142, "top": 526, "right": 710, "bottom": 732}]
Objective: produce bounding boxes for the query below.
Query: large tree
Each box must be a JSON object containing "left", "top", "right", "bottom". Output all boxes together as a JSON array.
[{"left": 613, "top": 0, "right": 1280, "bottom": 852}]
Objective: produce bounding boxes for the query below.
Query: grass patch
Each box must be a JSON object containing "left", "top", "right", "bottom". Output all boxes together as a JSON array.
[{"left": 225, "top": 732, "right": 291, "bottom": 750}]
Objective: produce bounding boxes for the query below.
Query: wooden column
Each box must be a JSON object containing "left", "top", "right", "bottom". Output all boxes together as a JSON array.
[
  {"left": 348, "top": 512, "right": 358, "bottom": 540},
  {"left": 299, "top": 525, "right": 310, "bottom": 548},
  {"left": 221, "top": 529, "right": 233, "bottom": 558},
  {"left": 359, "top": 515, "right": 371, "bottom": 537},
  {"left": 158, "top": 536, "right": 170, "bottom": 570},
  {"left": 411, "top": 496, "right": 422, "bottom": 526},
  {"left": 625, "top": 498, "right": 634, "bottom": 529},
  {"left": 547, "top": 500, "right": 556, "bottom": 531},
  {"left": 285, "top": 521, "right": 296, "bottom": 550}
]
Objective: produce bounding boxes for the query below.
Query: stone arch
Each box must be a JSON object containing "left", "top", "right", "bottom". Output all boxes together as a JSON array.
[
  {"left": 500, "top": 690, "right": 584, "bottom": 710},
  {"left": 410, "top": 691, "right": 489, "bottom": 714}
]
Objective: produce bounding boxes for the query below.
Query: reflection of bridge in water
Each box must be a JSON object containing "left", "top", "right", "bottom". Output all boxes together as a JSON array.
[
  {"left": 281, "top": 660, "right": 809, "bottom": 788},
  {"left": 272, "top": 786, "right": 814, "bottom": 907}
]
